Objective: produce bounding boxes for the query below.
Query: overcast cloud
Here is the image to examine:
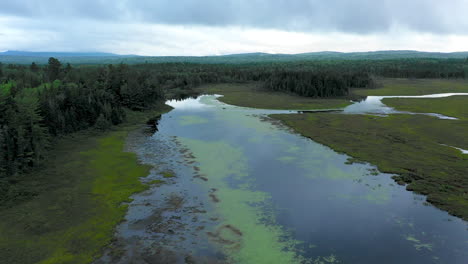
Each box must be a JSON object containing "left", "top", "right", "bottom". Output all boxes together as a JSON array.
[{"left": 1, "top": 0, "right": 467, "bottom": 55}]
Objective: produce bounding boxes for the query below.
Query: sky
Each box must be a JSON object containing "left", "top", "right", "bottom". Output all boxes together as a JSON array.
[{"left": 1, "top": 0, "right": 468, "bottom": 56}]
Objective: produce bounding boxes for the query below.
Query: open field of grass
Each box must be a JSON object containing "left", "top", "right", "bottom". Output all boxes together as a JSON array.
[
  {"left": 354, "top": 78, "right": 468, "bottom": 96},
  {"left": 272, "top": 113, "right": 468, "bottom": 220},
  {"left": 0, "top": 105, "right": 172, "bottom": 264},
  {"left": 198, "top": 83, "right": 352, "bottom": 110},
  {"left": 383, "top": 95, "right": 468, "bottom": 120}
]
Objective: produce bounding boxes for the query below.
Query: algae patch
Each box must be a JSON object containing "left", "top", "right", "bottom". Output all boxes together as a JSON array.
[
  {"left": 178, "top": 115, "right": 209, "bottom": 126},
  {"left": 405, "top": 234, "right": 433, "bottom": 251},
  {"left": 178, "top": 137, "right": 307, "bottom": 264},
  {"left": 161, "top": 171, "right": 176, "bottom": 178}
]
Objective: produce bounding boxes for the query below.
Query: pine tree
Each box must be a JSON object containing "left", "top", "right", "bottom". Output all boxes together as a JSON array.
[
  {"left": 30, "top": 62, "right": 39, "bottom": 73},
  {"left": 47, "top": 57, "right": 61, "bottom": 81}
]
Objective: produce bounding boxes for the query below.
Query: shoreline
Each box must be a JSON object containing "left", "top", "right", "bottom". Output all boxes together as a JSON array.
[{"left": 0, "top": 105, "right": 173, "bottom": 264}]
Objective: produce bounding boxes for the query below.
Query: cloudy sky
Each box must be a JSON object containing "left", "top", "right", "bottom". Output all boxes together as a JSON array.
[{"left": 1, "top": 0, "right": 468, "bottom": 55}]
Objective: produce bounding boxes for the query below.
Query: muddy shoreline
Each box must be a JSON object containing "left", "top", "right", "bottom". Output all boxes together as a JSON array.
[{"left": 95, "top": 124, "right": 226, "bottom": 264}]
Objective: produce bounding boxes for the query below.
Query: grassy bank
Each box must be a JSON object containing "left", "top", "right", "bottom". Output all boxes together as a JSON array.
[
  {"left": 0, "top": 105, "right": 172, "bottom": 264},
  {"left": 198, "top": 83, "right": 352, "bottom": 110},
  {"left": 383, "top": 95, "right": 468, "bottom": 120},
  {"left": 354, "top": 78, "right": 468, "bottom": 96},
  {"left": 272, "top": 113, "right": 468, "bottom": 220}
]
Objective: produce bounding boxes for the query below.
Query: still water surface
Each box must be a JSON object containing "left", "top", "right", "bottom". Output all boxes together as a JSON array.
[
  {"left": 344, "top": 93, "right": 468, "bottom": 119},
  {"left": 107, "top": 95, "right": 468, "bottom": 264}
]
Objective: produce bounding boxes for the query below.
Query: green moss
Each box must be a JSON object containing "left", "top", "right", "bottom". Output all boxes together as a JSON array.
[
  {"left": 0, "top": 105, "right": 172, "bottom": 264},
  {"left": 383, "top": 96, "right": 468, "bottom": 120},
  {"left": 272, "top": 113, "right": 468, "bottom": 220},
  {"left": 354, "top": 78, "right": 468, "bottom": 96},
  {"left": 198, "top": 83, "right": 352, "bottom": 110}
]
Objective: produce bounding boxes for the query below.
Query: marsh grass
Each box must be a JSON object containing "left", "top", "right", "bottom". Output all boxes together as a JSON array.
[
  {"left": 198, "top": 83, "right": 352, "bottom": 110},
  {"left": 383, "top": 95, "right": 468, "bottom": 120},
  {"left": 0, "top": 105, "right": 172, "bottom": 264},
  {"left": 354, "top": 78, "right": 468, "bottom": 96}
]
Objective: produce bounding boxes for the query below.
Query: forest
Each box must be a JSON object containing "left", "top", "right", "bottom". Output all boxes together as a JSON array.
[{"left": 0, "top": 57, "right": 467, "bottom": 202}]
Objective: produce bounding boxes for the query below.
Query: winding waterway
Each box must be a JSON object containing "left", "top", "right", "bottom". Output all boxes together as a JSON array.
[
  {"left": 98, "top": 95, "right": 467, "bottom": 264},
  {"left": 344, "top": 93, "right": 468, "bottom": 119}
]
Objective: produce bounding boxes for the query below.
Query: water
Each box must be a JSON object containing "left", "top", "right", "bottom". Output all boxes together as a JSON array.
[
  {"left": 99, "top": 95, "right": 467, "bottom": 264},
  {"left": 344, "top": 93, "right": 468, "bottom": 119}
]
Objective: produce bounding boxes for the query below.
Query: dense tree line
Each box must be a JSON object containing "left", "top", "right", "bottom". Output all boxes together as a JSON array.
[{"left": 263, "top": 71, "right": 375, "bottom": 97}]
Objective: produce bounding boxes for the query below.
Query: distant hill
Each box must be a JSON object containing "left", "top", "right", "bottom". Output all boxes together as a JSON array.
[
  {"left": 296, "top": 50, "right": 468, "bottom": 60},
  {"left": 1, "top": 50, "right": 467, "bottom": 65}
]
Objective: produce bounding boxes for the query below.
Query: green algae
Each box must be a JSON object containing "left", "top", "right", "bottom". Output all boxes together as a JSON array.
[
  {"left": 215, "top": 110, "right": 282, "bottom": 135},
  {"left": 178, "top": 137, "right": 307, "bottom": 264},
  {"left": 161, "top": 171, "right": 176, "bottom": 178},
  {"left": 277, "top": 156, "right": 297, "bottom": 163},
  {"left": 405, "top": 234, "right": 433, "bottom": 252},
  {"left": 214, "top": 105, "right": 391, "bottom": 206},
  {"left": 178, "top": 115, "right": 209, "bottom": 126},
  {"left": 313, "top": 254, "right": 340, "bottom": 264},
  {"left": 148, "top": 179, "right": 166, "bottom": 185}
]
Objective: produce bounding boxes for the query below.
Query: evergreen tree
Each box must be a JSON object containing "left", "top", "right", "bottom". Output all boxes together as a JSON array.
[
  {"left": 47, "top": 57, "right": 61, "bottom": 81},
  {"left": 30, "top": 62, "right": 39, "bottom": 73}
]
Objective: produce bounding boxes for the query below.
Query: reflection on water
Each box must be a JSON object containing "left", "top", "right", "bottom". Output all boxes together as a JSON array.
[
  {"left": 344, "top": 93, "right": 468, "bottom": 119},
  {"left": 105, "top": 95, "right": 468, "bottom": 264},
  {"left": 166, "top": 94, "right": 223, "bottom": 110}
]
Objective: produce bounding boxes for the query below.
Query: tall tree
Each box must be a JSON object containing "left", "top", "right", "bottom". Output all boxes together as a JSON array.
[
  {"left": 30, "top": 62, "right": 39, "bottom": 73},
  {"left": 47, "top": 57, "right": 61, "bottom": 81}
]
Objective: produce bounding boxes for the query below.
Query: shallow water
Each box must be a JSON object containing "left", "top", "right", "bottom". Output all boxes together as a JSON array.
[
  {"left": 100, "top": 95, "right": 467, "bottom": 264},
  {"left": 344, "top": 93, "right": 468, "bottom": 119}
]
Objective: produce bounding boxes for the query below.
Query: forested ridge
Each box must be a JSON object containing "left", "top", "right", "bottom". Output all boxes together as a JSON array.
[{"left": 1, "top": 57, "right": 467, "bottom": 202}]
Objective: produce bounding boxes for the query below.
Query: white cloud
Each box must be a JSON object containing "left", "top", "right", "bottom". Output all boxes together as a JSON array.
[{"left": 1, "top": 16, "right": 467, "bottom": 55}]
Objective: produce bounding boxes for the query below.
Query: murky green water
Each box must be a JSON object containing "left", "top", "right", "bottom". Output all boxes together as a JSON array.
[{"left": 106, "top": 95, "right": 467, "bottom": 264}]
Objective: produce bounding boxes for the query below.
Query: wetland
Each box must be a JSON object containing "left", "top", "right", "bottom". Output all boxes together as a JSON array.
[{"left": 98, "top": 83, "right": 468, "bottom": 264}]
